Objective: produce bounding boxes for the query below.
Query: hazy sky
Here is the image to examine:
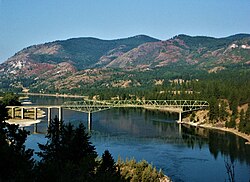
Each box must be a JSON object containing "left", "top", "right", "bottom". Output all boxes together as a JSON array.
[{"left": 0, "top": 0, "right": 250, "bottom": 63}]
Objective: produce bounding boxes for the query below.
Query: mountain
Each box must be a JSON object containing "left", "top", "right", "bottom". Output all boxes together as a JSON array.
[
  {"left": 0, "top": 34, "right": 250, "bottom": 92},
  {"left": 107, "top": 34, "right": 250, "bottom": 69},
  {"left": 0, "top": 35, "right": 158, "bottom": 76}
]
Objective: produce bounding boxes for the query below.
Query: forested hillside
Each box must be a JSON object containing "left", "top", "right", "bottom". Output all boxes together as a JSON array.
[{"left": 0, "top": 34, "right": 250, "bottom": 93}]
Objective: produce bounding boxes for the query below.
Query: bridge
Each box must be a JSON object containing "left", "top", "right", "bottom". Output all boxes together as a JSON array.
[{"left": 6, "top": 99, "right": 209, "bottom": 130}]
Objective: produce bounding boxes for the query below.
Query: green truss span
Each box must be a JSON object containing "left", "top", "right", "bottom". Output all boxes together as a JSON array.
[{"left": 62, "top": 100, "right": 209, "bottom": 113}]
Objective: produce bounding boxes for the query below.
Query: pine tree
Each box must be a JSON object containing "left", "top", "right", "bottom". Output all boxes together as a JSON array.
[
  {"left": 244, "top": 106, "right": 250, "bottom": 134},
  {"left": 36, "top": 117, "right": 98, "bottom": 182},
  {"left": 0, "top": 96, "right": 34, "bottom": 182},
  {"left": 239, "top": 109, "right": 246, "bottom": 132},
  {"left": 0, "top": 101, "right": 8, "bottom": 120},
  {"left": 245, "top": 106, "right": 250, "bottom": 122},
  {"left": 1, "top": 92, "right": 21, "bottom": 106},
  {"left": 219, "top": 101, "right": 228, "bottom": 121},
  {"left": 227, "top": 115, "right": 236, "bottom": 128},
  {"left": 96, "top": 150, "right": 122, "bottom": 182},
  {"left": 209, "top": 97, "right": 219, "bottom": 122}
]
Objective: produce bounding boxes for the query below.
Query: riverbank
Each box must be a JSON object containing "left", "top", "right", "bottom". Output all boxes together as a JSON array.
[{"left": 179, "top": 120, "right": 250, "bottom": 145}]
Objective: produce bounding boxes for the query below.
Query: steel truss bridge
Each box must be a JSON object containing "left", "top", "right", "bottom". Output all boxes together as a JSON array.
[
  {"left": 7, "top": 100, "right": 209, "bottom": 130},
  {"left": 63, "top": 99, "right": 209, "bottom": 124},
  {"left": 62, "top": 100, "right": 209, "bottom": 114}
]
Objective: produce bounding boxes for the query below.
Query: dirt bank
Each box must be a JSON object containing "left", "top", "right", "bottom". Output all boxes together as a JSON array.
[{"left": 179, "top": 120, "right": 250, "bottom": 145}]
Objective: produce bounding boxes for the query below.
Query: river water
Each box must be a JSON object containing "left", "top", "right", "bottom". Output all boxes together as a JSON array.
[{"left": 24, "top": 96, "right": 250, "bottom": 182}]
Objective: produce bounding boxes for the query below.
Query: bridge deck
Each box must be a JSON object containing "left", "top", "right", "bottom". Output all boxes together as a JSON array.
[{"left": 6, "top": 105, "right": 62, "bottom": 109}]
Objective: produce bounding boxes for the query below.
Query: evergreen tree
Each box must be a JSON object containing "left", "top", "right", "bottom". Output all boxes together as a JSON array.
[
  {"left": 96, "top": 150, "right": 123, "bottom": 182},
  {"left": 226, "top": 115, "right": 236, "bottom": 128},
  {"left": 1, "top": 92, "right": 21, "bottom": 106},
  {"left": 219, "top": 101, "right": 228, "bottom": 121},
  {"left": 0, "top": 101, "right": 8, "bottom": 120},
  {"left": 209, "top": 97, "right": 219, "bottom": 122},
  {"left": 245, "top": 106, "right": 250, "bottom": 122},
  {"left": 239, "top": 109, "right": 246, "bottom": 132},
  {"left": 117, "top": 158, "right": 165, "bottom": 182},
  {"left": 0, "top": 107, "right": 34, "bottom": 181},
  {"left": 243, "top": 106, "right": 250, "bottom": 134},
  {"left": 36, "top": 117, "right": 98, "bottom": 182}
]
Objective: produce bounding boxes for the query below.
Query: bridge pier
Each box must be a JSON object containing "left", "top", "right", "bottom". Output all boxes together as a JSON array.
[
  {"left": 48, "top": 107, "right": 51, "bottom": 127},
  {"left": 88, "top": 111, "right": 92, "bottom": 131},
  {"left": 34, "top": 108, "right": 38, "bottom": 120},
  {"left": 21, "top": 107, "right": 24, "bottom": 119},
  {"left": 11, "top": 107, "right": 16, "bottom": 118},
  {"left": 47, "top": 107, "right": 63, "bottom": 128},
  {"left": 179, "top": 111, "right": 182, "bottom": 123},
  {"left": 58, "top": 107, "right": 63, "bottom": 122}
]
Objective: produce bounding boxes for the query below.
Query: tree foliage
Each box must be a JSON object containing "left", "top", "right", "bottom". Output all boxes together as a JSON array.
[
  {"left": 96, "top": 150, "right": 123, "bottom": 182},
  {"left": 0, "top": 94, "right": 34, "bottom": 181},
  {"left": 117, "top": 158, "right": 166, "bottom": 182},
  {"left": 1, "top": 92, "right": 21, "bottom": 106},
  {"left": 239, "top": 107, "right": 250, "bottom": 134},
  {"left": 36, "top": 117, "right": 98, "bottom": 182}
]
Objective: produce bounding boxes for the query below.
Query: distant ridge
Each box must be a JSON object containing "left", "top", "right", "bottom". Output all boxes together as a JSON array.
[{"left": 0, "top": 33, "right": 249, "bottom": 92}]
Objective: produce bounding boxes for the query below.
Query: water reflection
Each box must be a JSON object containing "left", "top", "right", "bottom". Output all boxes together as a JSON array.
[
  {"left": 24, "top": 101, "right": 250, "bottom": 166},
  {"left": 180, "top": 125, "right": 250, "bottom": 165}
]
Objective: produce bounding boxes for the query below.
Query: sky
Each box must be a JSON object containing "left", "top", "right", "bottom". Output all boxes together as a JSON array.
[{"left": 0, "top": 0, "right": 250, "bottom": 63}]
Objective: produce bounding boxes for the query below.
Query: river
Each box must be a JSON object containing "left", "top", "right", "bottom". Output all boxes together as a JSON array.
[{"left": 23, "top": 96, "right": 250, "bottom": 182}]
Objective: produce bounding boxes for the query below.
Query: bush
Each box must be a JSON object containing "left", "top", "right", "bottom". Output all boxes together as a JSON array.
[{"left": 117, "top": 157, "right": 166, "bottom": 182}]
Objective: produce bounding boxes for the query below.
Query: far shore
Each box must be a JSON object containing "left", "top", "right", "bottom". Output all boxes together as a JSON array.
[
  {"left": 179, "top": 121, "right": 250, "bottom": 145},
  {"left": 19, "top": 92, "right": 87, "bottom": 98}
]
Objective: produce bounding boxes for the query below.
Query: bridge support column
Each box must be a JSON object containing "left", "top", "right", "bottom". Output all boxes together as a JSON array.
[
  {"left": 58, "top": 107, "right": 63, "bottom": 122},
  {"left": 48, "top": 108, "right": 51, "bottom": 127},
  {"left": 88, "top": 111, "right": 92, "bottom": 131},
  {"left": 21, "top": 107, "right": 24, "bottom": 119},
  {"left": 34, "top": 108, "right": 38, "bottom": 120},
  {"left": 58, "top": 107, "right": 63, "bottom": 130},
  {"left": 11, "top": 107, "right": 15, "bottom": 118},
  {"left": 179, "top": 111, "right": 182, "bottom": 123}
]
